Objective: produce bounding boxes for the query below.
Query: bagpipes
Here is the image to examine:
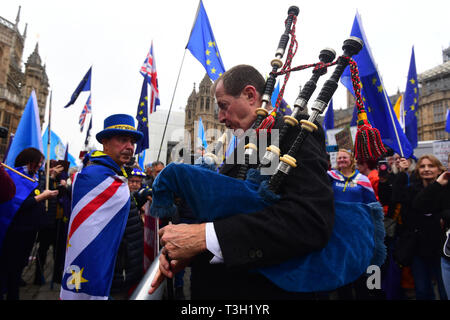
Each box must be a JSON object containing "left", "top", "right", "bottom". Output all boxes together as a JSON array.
[{"left": 149, "top": 6, "right": 386, "bottom": 293}]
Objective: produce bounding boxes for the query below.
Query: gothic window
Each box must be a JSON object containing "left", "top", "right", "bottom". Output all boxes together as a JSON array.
[
  {"left": 200, "top": 98, "right": 204, "bottom": 110},
  {"left": 206, "top": 98, "right": 210, "bottom": 111},
  {"left": 433, "top": 101, "right": 444, "bottom": 123},
  {"left": 188, "top": 110, "right": 191, "bottom": 119}
]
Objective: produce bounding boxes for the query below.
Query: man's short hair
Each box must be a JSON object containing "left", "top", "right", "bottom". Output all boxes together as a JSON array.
[
  {"left": 211, "top": 65, "right": 265, "bottom": 97},
  {"left": 151, "top": 161, "right": 164, "bottom": 168}
]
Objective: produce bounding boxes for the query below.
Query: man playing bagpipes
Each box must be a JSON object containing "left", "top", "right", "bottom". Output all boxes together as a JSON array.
[{"left": 149, "top": 65, "right": 335, "bottom": 299}]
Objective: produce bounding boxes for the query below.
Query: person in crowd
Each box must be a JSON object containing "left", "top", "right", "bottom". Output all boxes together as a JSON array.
[
  {"left": 0, "top": 148, "right": 58, "bottom": 300},
  {"left": 33, "top": 161, "right": 65, "bottom": 285},
  {"left": 412, "top": 165, "right": 450, "bottom": 299},
  {"left": 356, "top": 158, "right": 380, "bottom": 200},
  {"left": 392, "top": 154, "right": 448, "bottom": 300},
  {"left": 328, "top": 149, "right": 380, "bottom": 299},
  {"left": 0, "top": 165, "right": 15, "bottom": 203},
  {"left": 142, "top": 163, "right": 154, "bottom": 187},
  {"left": 60, "top": 113, "right": 143, "bottom": 300},
  {"left": 149, "top": 64, "right": 334, "bottom": 299},
  {"left": 151, "top": 161, "right": 165, "bottom": 180},
  {"left": 110, "top": 167, "right": 146, "bottom": 300}
]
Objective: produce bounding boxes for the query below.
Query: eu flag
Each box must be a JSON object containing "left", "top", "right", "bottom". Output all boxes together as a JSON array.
[
  {"left": 323, "top": 99, "right": 335, "bottom": 131},
  {"left": 5, "top": 90, "right": 43, "bottom": 166},
  {"left": 64, "top": 67, "right": 92, "bottom": 108},
  {"left": 271, "top": 80, "right": 292, "bottom": 116},
  {"left": 404, "top": 47, "right": 419, "bottom": 148},
  {"left": 340, "top": 12, "right": 414, "bottom": 158},
  {"left": 186, "top": 0, "right": 225, "bottom": 81},
  {"left": 135, "top": 74, "right": 149, "bottom": 154}
]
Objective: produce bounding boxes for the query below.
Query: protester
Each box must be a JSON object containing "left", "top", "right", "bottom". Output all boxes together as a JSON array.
[
  {"left": 0, "top": 165, "right": 15, "bottom": 203},
  {"left": 356, "top": 157, "right": 380, "bottom": 200},
  {"left": 142, "top": 163, "right": 154, "bottom": 187},
  {"left": 149, "top": 64, "right": 335, "bottom": 299},
  {"left": 0, "top": 148, "right": 58, "bottom": 300},
  {"left": 328, "top": 149, "right": 379, "bottom": 299},
  {"left": 59, "top": 114, "right": 143, "bottom": 300},
  {"left": 110, "top": 167, "right": 146, "bottom": 300},
  {"left": 392, "top": 154, "right": 448, "bottom": 300}
]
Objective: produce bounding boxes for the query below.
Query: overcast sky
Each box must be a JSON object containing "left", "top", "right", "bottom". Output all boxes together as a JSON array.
[{"left": 2, "top": 0, "right": 450, "bottom": 160}]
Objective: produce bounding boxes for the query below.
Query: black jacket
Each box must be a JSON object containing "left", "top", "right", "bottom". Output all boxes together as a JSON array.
[
  {"left": 190, "top": 114, "right": 334, "bottom": 299},
  {"left": 110, "top": 194, "right": 144, "bottom": 294},
  {"left": 392, "top": 172, "right": 446, "bottom": 259},
  {"left": 412, "top": 180, "right": 450, "bottom": 259}
]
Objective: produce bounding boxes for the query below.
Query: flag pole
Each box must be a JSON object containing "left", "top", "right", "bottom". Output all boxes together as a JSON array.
[
  {"left": 45, "top": 91, "right": 52, "bottom": 210},
  {"left": 156, "top": 49, "right": 187, "bottom": 162}
]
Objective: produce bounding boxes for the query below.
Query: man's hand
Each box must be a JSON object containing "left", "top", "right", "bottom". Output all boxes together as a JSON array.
[
  {"left": 159, "top": 223, "right": 207, "bottom": 261},
  {"left": 148, "top": 255, "right": 190, "bottom": 295}
]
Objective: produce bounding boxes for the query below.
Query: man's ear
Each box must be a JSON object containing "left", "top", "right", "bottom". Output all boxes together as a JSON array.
[{"left": 241, "top": 85, "right": 258, "bottom": 105}]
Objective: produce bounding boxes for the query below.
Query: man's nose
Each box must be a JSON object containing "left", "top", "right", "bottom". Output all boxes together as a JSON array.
[{"left": 218, "top": 110, "right": 226, "bottom": 123}]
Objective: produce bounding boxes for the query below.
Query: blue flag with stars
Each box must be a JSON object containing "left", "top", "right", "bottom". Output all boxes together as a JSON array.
[
  {"left": 404, "top": 47, "right": 419, "bottom": 148},
  {"left": 340, "top": 12, "right": 413, "bottom": 158},
  {"left": 64, "top": 67, "right": 91, "bottom": 108},
  {"left": 135, "top": 74, "right": 149, "bottom": 154},
  {"left": 186, "top": 0, "right": 225, "bottom": 81}
]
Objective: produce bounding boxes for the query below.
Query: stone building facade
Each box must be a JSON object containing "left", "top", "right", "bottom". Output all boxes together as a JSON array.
[
  {"left": 417, "top": 51, "right": 450, "bottom": 141},
  {"left": 0, "top": 7, "right": 49, "bottom": 158},
  {"left": 184, "top": 73, "right": 226, "bottom": 152}
]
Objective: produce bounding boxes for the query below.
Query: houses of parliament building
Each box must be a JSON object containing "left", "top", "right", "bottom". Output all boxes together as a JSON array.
[{"left": 0, "top": 7, "right": 49, "bottom": 159}]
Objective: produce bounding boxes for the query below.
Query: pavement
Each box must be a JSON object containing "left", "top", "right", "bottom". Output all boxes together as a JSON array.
[{"left": 18, "top": 244, "right": 192, "bottom": 300}]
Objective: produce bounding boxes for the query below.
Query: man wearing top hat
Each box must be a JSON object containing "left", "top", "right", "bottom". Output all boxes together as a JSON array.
[{"left": 60, "top": 114, "right": 144, "bottom": 300}]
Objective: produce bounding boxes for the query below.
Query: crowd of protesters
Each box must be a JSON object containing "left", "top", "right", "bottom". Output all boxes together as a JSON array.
[{"left": 0, "top": 145, "right": 449, "bottom": 300}]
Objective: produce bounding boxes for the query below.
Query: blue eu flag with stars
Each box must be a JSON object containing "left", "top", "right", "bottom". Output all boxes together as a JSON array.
[
  {"left": 186, "top": 0, "right": 225, "bottom": 81},
  {"left": 136, "top": 74, "right": 149, "bottom": 154},
  {"left": 404, "top": 47, "right": 419, "bottom": 148},
  {"left": 340, "top": 12, "right": 413, "bottom": 158}
]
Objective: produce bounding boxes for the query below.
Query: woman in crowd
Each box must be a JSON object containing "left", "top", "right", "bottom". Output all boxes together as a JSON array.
[
  {"left": 0, "top": 148, "right": 58, "bottom": 300},
  {"left": 393, "top": 154, "right": 448, "bottom": 300},
  {"left": 328, "top": 149, "right": 379, "bottom": 299}
]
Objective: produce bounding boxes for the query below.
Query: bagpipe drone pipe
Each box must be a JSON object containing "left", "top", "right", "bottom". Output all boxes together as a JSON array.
[{"left": 150, "top": 13, "right": 386, "bottom": 292}]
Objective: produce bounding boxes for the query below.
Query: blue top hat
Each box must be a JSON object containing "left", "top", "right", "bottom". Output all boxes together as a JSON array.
[{"left": 96, "top": 114, "right": 144, "bottom": 143}]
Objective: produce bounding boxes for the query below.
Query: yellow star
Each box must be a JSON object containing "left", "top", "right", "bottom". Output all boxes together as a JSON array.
[
  {"left": 219, "top": 73, "right": 222, "bottom": 77},
  {"left": 414, "top": 88, "right": 417, "bottom": 94},
  {"left": 208, "top": 41, "right": 213, "bottom": 47},
  {"left": 377, "top": 85, "right": 383, "bottom": 93},
  {"left": 410, "top": 105, "right": 415, "bottom": 111},
  {"left": 368, "top": 106, "right": 372, "bottom": 112},
  {"left": 216, "top": 51, "right": 219, "bottom": 57},
  {"left": 206, "top": 59, "right": 211, "bottom": 65},
  {"left": 211, "top": 67, "right": 216, "bottom": 74},
  {"left": 142, "top": 117, "right": 147, "bottom": 122},
  {"left": 70, "top": 267, "right": 88, "bottom": 291},
  {"left": 404, "top": 111, "right": 407, "bottom": 117},
  {"left": 205, "top": 49, "right": 210, "bottom": 56},
  {"left": 410, "top": 78, "right": 415, "bottom": 85},
  {"left": 414, "top": 98, "right": 417, "bottom": 104},
  {"left": 139, "top": 110, "right": 143, "bottom": 115},
  {"left": 372, "top": 77, "right": 377, "bottom": 85},
  {"left": 140, "top": 102, "right": 145, "bottom": 107},
  {"left": 144, "top": 96, "right": 148, "bottom": 101}
]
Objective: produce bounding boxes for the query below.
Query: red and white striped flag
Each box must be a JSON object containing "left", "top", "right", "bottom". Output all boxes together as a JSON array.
[{"left": 140, "top": 41, "right": 160, "bottom": 114}]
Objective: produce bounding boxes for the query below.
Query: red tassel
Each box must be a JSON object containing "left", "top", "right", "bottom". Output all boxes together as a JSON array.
[
  {"left": 257, "top": 114, "right": 276, "bottom": 134},
  {"left": 345, "top": 58, "right": 387, "bottom": 161}
]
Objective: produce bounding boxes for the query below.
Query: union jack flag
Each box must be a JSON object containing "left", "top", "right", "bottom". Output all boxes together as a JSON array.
[
  {"left": 140, "top": 41, "right": 160, "bottom": 114},
  {"left": 79, "top": 94, "right": 91, "bottom": 132},
  {"left": 60, "top": 151, "right": 130, "bottom": 300}
]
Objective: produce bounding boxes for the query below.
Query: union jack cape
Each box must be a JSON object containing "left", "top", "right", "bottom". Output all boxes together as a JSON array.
[{"left": 60, "top": 151, "right": 130, "bottom": 300}]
